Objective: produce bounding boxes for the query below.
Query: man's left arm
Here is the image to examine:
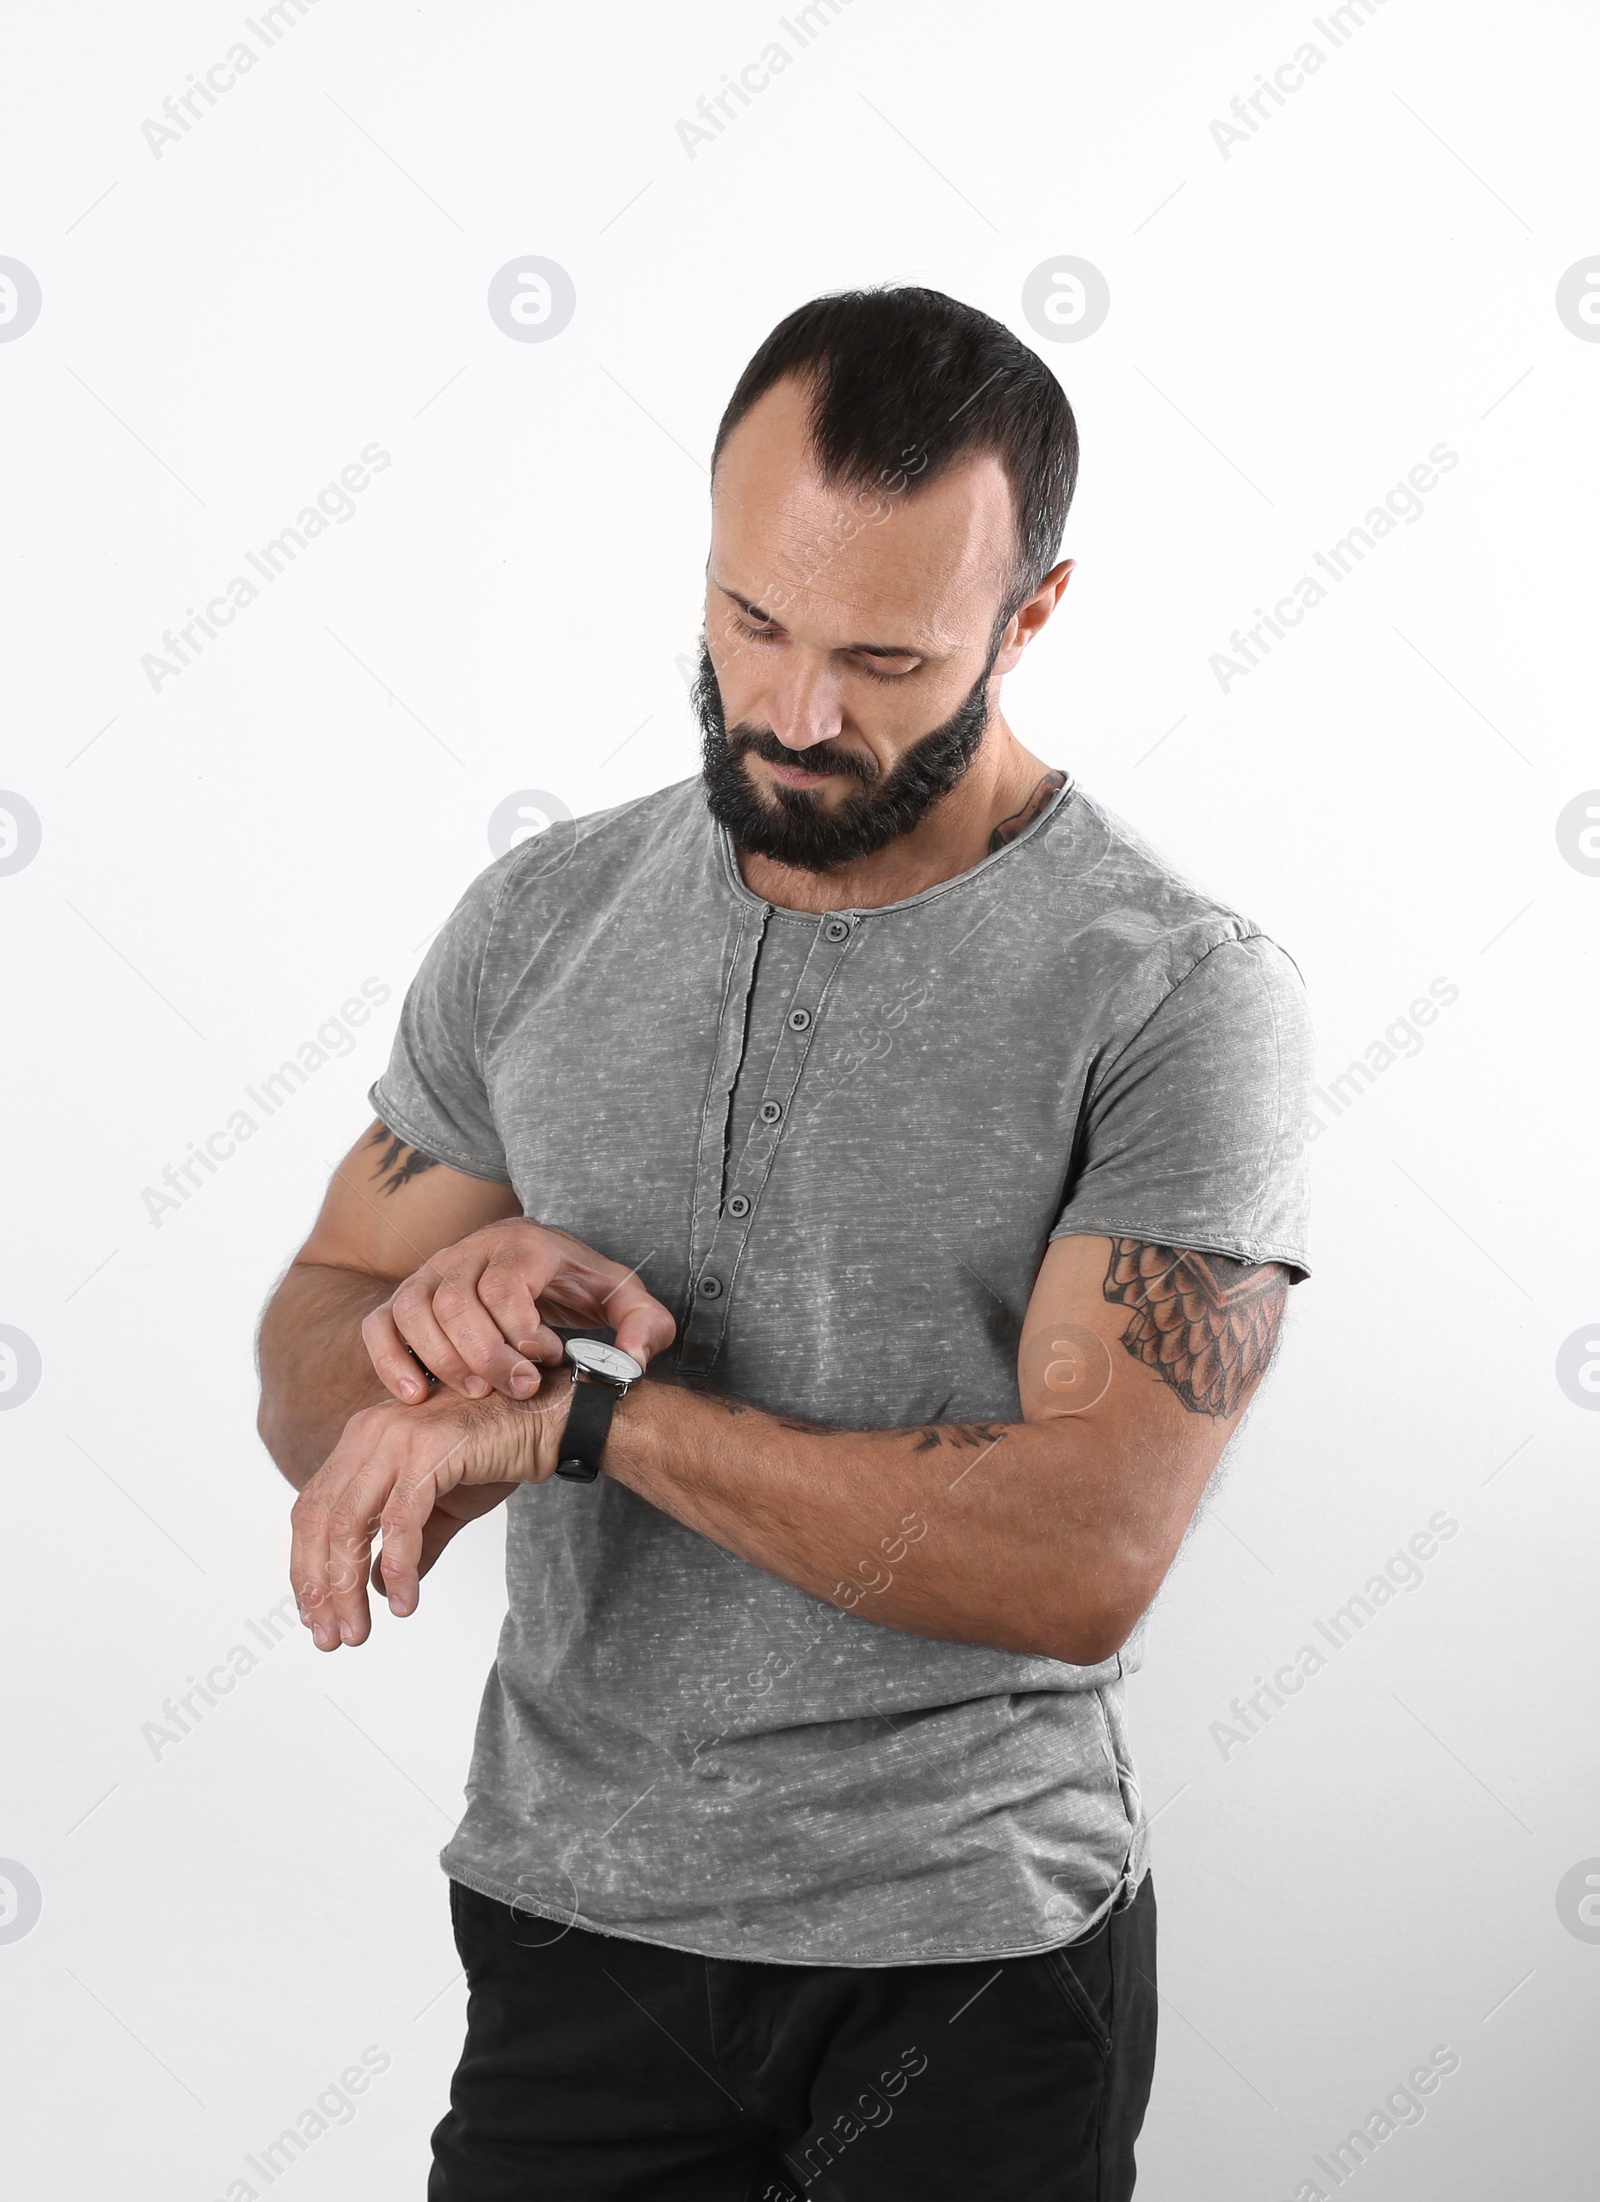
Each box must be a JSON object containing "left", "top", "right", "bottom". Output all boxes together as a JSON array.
[{"left": 598, "top": 1229, "right": 1289, "bottom": 1666}]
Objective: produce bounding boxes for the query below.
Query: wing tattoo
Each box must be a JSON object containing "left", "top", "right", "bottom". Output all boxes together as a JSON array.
[{"left": 1103, "top": 1239, "right": 1288, "bottom": 1419}]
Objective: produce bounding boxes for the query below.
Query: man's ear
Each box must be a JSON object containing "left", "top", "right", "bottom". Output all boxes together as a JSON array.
[{"left": 992, "top": 559, "right": 1075, "bottom": 675}]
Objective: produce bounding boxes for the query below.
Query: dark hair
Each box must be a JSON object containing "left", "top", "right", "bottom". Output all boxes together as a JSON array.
[{"left": 711, "top": 286, "right": 1078, "bottom": 620}]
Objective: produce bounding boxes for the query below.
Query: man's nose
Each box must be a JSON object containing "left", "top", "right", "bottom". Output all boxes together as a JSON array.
[{"left": 760, "top": 657, "right": 844, "bottom": 752}]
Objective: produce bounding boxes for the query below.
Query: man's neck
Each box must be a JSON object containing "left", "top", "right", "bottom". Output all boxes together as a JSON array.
[{"left": 731, "top": 717, "right": 1064, "bottom": 915}]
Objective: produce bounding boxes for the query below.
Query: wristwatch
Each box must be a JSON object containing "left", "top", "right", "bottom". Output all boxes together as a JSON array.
[{"left": 553, "top": 1334, "right": 644, "bottom": 1482}]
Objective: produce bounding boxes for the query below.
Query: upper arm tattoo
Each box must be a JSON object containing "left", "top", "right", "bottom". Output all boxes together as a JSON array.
[
  {"left": 1103, "top": 1239, "right": 1288, "bottom": 1419},
  {"left": 366, "top": 1122, "right": 441, "bottom": 1196}
]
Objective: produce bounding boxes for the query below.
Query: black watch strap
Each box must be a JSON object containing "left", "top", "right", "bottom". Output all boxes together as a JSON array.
[{"left": 554, "top": 1376, "right": 618, "bottom": 1482}]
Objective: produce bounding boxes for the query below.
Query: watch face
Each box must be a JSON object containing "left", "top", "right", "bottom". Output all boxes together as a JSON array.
[{"left": 566, "top": 1338, "right": 643, "bottom": 1385}]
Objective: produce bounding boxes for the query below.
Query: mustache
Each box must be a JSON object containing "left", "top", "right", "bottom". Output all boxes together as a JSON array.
[{"left": 724, "top": 724, "right": 876, "bottom": 787}]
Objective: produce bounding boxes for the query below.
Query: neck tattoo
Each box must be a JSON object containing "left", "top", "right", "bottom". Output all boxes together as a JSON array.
[{"left": 987, "top": 769, "right": 1068, "bottom": 853}]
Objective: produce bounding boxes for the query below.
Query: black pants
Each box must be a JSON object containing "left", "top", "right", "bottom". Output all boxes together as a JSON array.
[{"left": 428, "top": 1873, "right": 1157, "bottom": 2200}]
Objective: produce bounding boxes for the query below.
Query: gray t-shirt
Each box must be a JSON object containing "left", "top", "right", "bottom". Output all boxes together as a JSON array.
[{"left": 370, "top": 770, "right": 1312, "bottom": 1965}]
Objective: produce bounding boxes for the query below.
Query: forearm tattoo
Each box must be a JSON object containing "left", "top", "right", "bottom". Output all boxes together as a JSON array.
[
  {"left": 988, "top": 769, "right": 1068, "bottom": 853},
  {"left": 1103, "top": 1240, "right": 1288, "bottom": 1419},
  {"left": 910, "top": 1422, "right": 1010, "bottom": 1453},
  {"left": 367, "top": 1122, "right": 441, "bottom": 1195}
]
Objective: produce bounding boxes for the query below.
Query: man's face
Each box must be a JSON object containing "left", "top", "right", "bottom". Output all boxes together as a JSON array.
[{"left": 697, "top": 377, "right": 1020, "bottom": 872}]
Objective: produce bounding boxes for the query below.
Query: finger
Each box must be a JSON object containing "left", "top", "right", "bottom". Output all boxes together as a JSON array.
[
  {"left": 389, "top": 1268, "right": 494, "bottom": 1397},
  {"left": 294, "top": 1405, "right": 422, "bottom": 1648},
  {"left": 477, "top": 1264, "right": 567, "bottom": 1385},
  {"left": 374, "top": 1470, "right": 449, "bottom": 1615},
  {"left": 290, "top": 1416, "right": 387, "bottom": 1649},
  {"left": 519, "top": 1244, "right": 676, "bottom": 1370},
  {"left": 430, "top": 1264, "right": 546, "bottom": 1399},
  {"left": 594, "top": 1265, "right": 678, "bottom": 1370},
  {"left": 371, "top": 1510, "right": 454, "bottom": 1595},
  {"left": 322, "top": 1485, "right": 392, "bottom": 1646},
  {"left": 512, "top": 1320, "right": 567, "bottom": 1369},
  {"left": 290, "top": 1468, "right": 337, "bottom": 1649},
  {"left": 374, "top": 1436, "right": 474, "bottom": 1617},
  {"left": 425, "top": 1235, "right": 582, "bottom": 1398},
  {"left": 314, "top": 1431, "right": 403, "bottom": 1647},
  {"left": 371, "top": 1479, "right": 519, "bottom": 1596},
  {"left": 361, "top": 1302, "right": 435, "bottom": 1403}
]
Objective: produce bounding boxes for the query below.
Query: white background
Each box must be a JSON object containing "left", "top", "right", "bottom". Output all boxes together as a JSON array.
[{"left": 2, "top": 1, "right": 1596, "bottom": 2195}]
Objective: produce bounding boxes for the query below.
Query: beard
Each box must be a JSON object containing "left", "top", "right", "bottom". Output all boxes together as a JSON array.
[{"left": 693, "top": 633, "right": 998, "bottom": 873}]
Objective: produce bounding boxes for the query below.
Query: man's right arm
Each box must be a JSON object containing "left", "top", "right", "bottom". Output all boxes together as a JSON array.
[{"left": 256, "top": 1119, "right": 522, "bottom": 1491}]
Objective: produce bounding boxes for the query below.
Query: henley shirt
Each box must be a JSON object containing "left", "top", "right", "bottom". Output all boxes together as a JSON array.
[{"left": 369, "top": 767, "right": 1313, "bottom": 1965}]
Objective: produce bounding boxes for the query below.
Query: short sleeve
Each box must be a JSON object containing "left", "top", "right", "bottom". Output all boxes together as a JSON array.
[
  {"left": 367, "top": 857, "right": 516, "bottom": 1184},
  {"left": 1050, "top": 934, "right": 1313, "bottom": 1278}
]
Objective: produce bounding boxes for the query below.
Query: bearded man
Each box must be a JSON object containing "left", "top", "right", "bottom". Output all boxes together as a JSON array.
[{"left": 258, "top": 285, "right": 1312, "bottom": 2201}]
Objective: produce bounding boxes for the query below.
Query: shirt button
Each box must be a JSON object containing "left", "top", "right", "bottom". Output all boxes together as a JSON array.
[
  {"left": 787, "top": 1008, "right": 812, "bottom": 1031},
  {"left": 726, "top": 1193, "right": 751, "bottom": 1218},
  {"left": 698, "top": 1276, "right": 723, "bottom": 1299},
  {"left": 824, "top": 918, "right": 850, "bottom": 943},
  {"left": 759, "top": 1099, "right": 783, "bottom": 1124}
]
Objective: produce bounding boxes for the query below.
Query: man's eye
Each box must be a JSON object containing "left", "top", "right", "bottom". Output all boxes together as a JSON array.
[
  {"left": 730, "top": 614, "right": 778, "bottom": 643},
  {"left": 855, "top": 656, "right": 918, "bottom": 683}
]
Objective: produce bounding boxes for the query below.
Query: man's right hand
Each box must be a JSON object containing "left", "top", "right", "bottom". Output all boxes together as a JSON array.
[
  {"left": 363, "top": 1216, "right": 677, "bottom": 1404},
  {"left": 259, "top": 1119, "right": 678, "bottom": 1496}
]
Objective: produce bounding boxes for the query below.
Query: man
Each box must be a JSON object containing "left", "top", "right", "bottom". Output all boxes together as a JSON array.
[{"left": 258, "top": 286, "right": 1312, "bottom": 2200}]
